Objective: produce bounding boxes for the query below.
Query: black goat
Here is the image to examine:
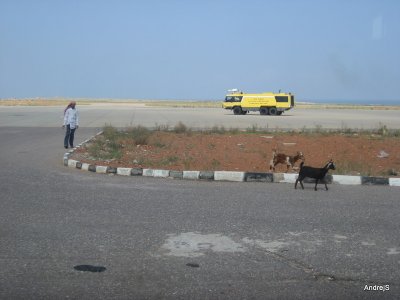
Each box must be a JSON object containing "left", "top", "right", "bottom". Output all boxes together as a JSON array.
[{"left": 295, "top": 160, "right": 336, "bottom": 191}]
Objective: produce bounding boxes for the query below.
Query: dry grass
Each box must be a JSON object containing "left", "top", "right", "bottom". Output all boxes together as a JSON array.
[
  {"left": 0, "top": 99, "right": 71, "bottom": 106},
  {"left": 143, "top": 101, "right": 220, "bottom": 108},
  {"left": 0, "top": 98, "right": 220, "bottom": 108}
]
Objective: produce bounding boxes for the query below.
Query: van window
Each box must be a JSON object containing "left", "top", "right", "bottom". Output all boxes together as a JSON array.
[
  {"left": 225, "top": 96, "right": 242, "bottom": 102},
  {"left": 275, "top": 96, "right": 288, "bottom": 102}
]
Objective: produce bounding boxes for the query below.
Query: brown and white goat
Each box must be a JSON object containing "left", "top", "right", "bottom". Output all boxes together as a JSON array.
[{"left": 269, "top": 150, "right": 304, "bottom": 172}]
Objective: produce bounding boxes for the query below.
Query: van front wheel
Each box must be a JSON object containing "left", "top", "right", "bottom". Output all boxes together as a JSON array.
[{"left": 233, "top": 107, "right": 242, "bottom": 115}]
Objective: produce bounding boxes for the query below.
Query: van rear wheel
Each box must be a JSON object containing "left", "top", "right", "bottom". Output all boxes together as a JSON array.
[{"left": 269, "top": 107, "right": 277, "bottom": 116}]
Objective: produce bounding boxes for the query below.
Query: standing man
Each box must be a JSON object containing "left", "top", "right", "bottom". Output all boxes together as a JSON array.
[{"left": 63, "top": 101, "right": 79, "bottom": 149}]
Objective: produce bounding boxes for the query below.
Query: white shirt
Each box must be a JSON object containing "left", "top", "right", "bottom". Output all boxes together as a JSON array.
[{"left": 63, "top": 108, "right": 79, "bottom": 129}]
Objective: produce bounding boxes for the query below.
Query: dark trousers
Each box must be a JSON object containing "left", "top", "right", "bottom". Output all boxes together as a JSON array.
[{"left": 64, "top": 125, "right": 76, "bottom": 148}]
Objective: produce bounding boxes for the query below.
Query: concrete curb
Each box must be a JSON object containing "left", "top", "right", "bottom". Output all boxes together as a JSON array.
[
  {"left": 183, "top": 171, "right": 200, "bottom": 180},
  {"left": 214, "top": 171, "right": 245, "bottom": 182},
  {"left": 117, "top": 168, "right": 132, "bottom": 176},
  {"left": 63, "top": 132, "right": 400, "bottom": 187}
]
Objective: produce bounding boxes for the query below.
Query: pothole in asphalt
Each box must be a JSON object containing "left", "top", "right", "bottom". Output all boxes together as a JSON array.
[
  {"left": 74, "top": 265, "right": 106, "bottom": 273},
  {"left": 186, "top": 263, "right": 200, "bottom": 268}
]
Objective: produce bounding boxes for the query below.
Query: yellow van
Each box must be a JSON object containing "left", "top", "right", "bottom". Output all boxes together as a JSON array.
[{"left": 222, "top": 89, "right": 294, "bottom": 115}]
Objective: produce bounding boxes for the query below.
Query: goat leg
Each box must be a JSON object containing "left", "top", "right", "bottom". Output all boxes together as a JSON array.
[
  {"left": 314, "top": 179, "right": 319, "bottom": 191},
  {"left": 299, "top": 179, "right": 304, "bottom": 189},
  {"left": 295, "top": 175, "right": 305, "bottom": 189}
]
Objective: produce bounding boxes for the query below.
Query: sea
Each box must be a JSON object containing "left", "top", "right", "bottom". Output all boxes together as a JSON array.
[{"left": 294, "top": 99, "right": 400, "bottom": 106}]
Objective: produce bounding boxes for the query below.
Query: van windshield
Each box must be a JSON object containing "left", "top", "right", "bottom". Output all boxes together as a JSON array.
[{"left": 225, "top": 96, "right": 242, "bottom": 102}]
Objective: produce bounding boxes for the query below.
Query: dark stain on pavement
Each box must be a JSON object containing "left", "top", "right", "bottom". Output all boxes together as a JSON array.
[{"left": 74, "top": 265, "right": 106, "bottom": 273}]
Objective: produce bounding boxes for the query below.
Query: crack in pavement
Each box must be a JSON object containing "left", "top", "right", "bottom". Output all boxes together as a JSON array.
[{"left": 262, "top": 249, "right": 391, "bottom": 286}]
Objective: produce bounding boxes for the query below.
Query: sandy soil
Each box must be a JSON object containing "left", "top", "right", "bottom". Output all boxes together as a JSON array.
[{"left": 71, "top": 131, "right": 400, "bottom": 177}]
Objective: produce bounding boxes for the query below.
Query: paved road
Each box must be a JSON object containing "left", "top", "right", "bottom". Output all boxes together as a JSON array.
[
  {"left": 0, "top": 109, "right": 399, "bottom": 298},
  {"left": 1, "top": 104, "right": 400, "bottom": 129}
]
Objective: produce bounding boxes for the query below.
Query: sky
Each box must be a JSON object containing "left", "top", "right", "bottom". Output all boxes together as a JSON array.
[{"left": 1, "top": 0, "right": 400, "bottom": 103}]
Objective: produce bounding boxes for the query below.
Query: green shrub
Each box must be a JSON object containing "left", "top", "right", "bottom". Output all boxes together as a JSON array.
[
  {"left": 160, "top": 156, "right": 180, "bottom": 166},
  {"left": 377, "top": 123, "right": 388, "bottom": 136},
  {"left": 210, "top": 159, "right": 221, "bottom": 170},
  {"left": 103, "top": 124, "right": 119, "bottom": 141},
  {"left": 88, "top": 138, "right": 122, "bottom": 160},
  {"left": 173, "top": 121, "right": 188, "bottom": 134},
  {"left": 126, "top": 125, "right": 151, "bottom": 145},
  {"left": 210, "top": 125, "right": 226, "bottom": 134},
  {"left": 154, "top": 123, "right": 170, "bottom": 131},
  {"left": 246, "top": 124, "right": 259, "bottom": 133}
]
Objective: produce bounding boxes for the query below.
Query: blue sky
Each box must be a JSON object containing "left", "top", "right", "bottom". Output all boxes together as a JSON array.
[{"left": 1, "top": 0, "right": 399, "bottom": 103}]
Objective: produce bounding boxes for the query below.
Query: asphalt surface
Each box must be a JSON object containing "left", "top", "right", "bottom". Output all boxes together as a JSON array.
[
  {"left": 1, "top": 104, "right": 400, "bottom": 129},
  {"left": 0, "top": 110, "right": 399, "bottom": 299}
]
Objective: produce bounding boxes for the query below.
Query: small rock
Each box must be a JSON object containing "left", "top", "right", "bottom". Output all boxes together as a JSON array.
[{"left": 377, "top": 150, "right": 389, "bottom": 158}]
